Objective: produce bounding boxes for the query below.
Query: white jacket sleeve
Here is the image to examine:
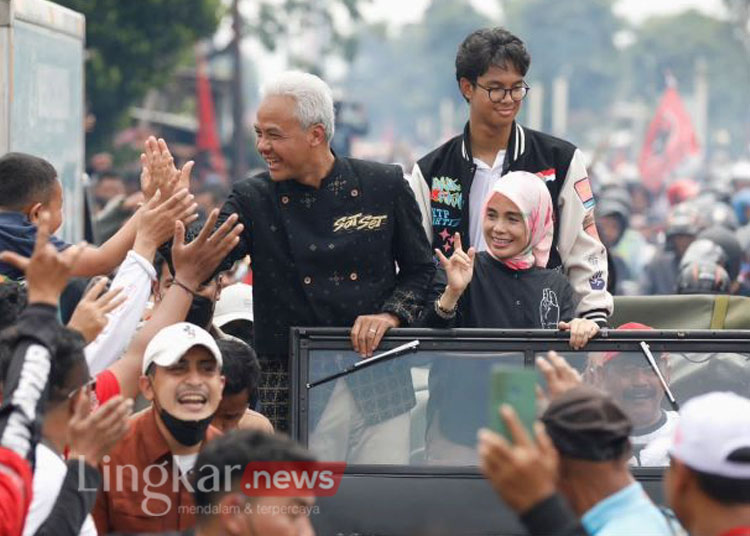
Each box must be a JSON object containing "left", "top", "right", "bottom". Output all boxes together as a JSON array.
[
  {"left": 556, "top": 149, "right": 614, "bottom": 325},
  {"left": 84, "top": 250, "right": 156, "bottom": 374},
  {"left": 406, "top": 163, "right": 433, "bottom": 244}
]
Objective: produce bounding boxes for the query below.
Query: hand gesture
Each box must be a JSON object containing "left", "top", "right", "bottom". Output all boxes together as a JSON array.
[
  {"left": 0, "top": 212, "right": 86, "bottom": 305},
  {"left": 536, "top": 350, "right": 582, "bottom": 406},
  {"left": 67, "top": 277, "right": 126, "bottom": 343},
  {"left": 140, "top": 136, "right": 194, "bottom": 200},
  {"left": 558, "top": 318, "right": 600, "bottom": 350},
  {"left": 136, "top": 188, "right": 198, "bottom": 251},
  {"left": 350, "top": 312, "right": 400, "bottom": 358},
  {"left": 171, "top": 209, "right": 243, "bottom": 289},
  {"left": 478, "top": 405, "right": 559, "bottom": 514},
  {"left": 435, "top": 233, "right": 476, "bottom": 295},
  {"left": 68, "top": 394, "right": 133, "bottom": 467}
]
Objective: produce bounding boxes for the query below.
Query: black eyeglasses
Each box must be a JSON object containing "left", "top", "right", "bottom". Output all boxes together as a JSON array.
[{"left": 474, "top": 82, "right": 530, "bottom": 103}]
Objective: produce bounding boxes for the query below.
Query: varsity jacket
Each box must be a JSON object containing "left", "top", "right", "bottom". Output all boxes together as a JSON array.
[{"left": 408, "top": 121, "right": 613, "bottom": 325}]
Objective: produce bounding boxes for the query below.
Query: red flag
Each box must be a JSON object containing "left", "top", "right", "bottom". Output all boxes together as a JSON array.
[
  {"left": 638, "top": 84, "right": 699, "bottom": 193},
  {"left": 196, "top": 54, "right": 227, "bottom": 176}
]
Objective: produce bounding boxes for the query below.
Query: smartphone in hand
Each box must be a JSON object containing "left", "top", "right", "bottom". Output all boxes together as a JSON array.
[{"left": 489, "top": 365, "right": 537, "bottom": 440}]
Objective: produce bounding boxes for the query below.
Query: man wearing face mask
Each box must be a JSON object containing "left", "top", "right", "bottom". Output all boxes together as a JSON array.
[
  {"left": 92, "top": 322, "right": 225, "bottom": 534},
  {"left": 153, "top": 252, "right": 235, "bottom": 340}
]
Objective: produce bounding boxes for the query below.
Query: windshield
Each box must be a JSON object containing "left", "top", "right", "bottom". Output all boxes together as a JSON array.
[{"left": 304, "top": 342, "right": 750, "bottom": 468}]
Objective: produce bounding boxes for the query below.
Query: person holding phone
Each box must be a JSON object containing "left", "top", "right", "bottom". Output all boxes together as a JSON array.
[{"left": 419, "top": 171, "right": 599, "bottom": 463}]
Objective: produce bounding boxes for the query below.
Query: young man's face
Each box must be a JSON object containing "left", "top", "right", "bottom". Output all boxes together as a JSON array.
[
  {"left": 461, "top": 64, "right": 525, "bottom": 131},
  {"left": 142, "top": 347, "right": 225, "bottom": 421},
  {"left": 212, "top": 389, "right": 250, "bottom": 432}
]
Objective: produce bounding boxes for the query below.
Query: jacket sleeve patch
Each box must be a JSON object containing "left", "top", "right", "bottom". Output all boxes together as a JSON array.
[
  {"left": 537, "top": 168, "right": 557, "bottom": 182},
  {"left": 574, "top": 178, "right": 596, "bottom": 209}
]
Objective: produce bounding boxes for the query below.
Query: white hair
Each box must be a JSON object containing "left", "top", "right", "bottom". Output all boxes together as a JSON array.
[{"left": 261, "top": 71, "right": 335, "bottom": 142}]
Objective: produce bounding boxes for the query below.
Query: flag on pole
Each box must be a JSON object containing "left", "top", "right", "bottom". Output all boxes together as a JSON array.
[
  {"left": 638, "top": 81, "right": 699, "bottom": 193},
  {"left": 196, "top": 53, "right": 227, "bottom": 177}
]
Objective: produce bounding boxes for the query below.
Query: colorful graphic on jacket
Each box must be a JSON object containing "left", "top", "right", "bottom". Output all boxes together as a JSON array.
[
  {"left": 431, "top": 176, "right": 463, "bottom": 208},
  {"left": 539, "top": 288, "right": 560, "bottom": 329},
  {"left": 589, "top": 271, "right": 605, "bottom": 290},
  {"left": 432, "top": 207, "right": 461, "bottom": 229},
  {"left": 574, "top": 178, "right": 596, "bottom": 210},
  {"left": 437, "top": 228, "right": 456, "bottom": 252}
]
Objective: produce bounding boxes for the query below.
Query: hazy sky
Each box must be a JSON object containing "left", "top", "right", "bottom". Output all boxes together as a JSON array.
[{"left": 361, "top": 0, "right": 727, "bottom": 26}]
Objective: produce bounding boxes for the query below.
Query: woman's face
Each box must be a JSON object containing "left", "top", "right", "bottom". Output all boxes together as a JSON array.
[{"left": 483, "top": 194, "right": 528, "bottom": 259}]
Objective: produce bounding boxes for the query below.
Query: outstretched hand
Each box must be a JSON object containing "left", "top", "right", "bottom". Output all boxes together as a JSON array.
[
  {"left": 140, "top": 136, "right": 194, "bottom": 200},
  {"left": 435, "top": 233, "right": 476, "bottom": 295},
  {"left": 68, "top": 394, "right": 132, "bottom": 467},
  {"left": 171, "top": 208, "right": 243, "bottom": 290},
  {"left": 536, "top": 350, "right": 582, "bottom": 406},
  {"left": 0, "top": 212, "right": 86, "bottom": 305},
  {"left": 478, "top": 405, "right": 559, "bottom": 514},
  {"left": 67, "top": 277, "right": 126, "bottom": 343}
]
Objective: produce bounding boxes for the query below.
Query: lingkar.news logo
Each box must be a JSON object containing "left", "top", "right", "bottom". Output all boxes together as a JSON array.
[{"left": 240, "top": 461, "right": 347, "bottom": 497}]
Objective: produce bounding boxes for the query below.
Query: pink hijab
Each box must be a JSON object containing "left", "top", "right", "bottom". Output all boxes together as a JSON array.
[{"left": 483, "top": 171, "right": 554, "bottom": 270}]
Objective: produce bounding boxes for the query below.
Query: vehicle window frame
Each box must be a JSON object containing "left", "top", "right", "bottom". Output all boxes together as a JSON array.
[{"left": 291, "top": 327, "right": 750, "bottom": 477}]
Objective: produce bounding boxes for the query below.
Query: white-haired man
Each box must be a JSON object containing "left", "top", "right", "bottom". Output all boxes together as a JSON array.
[{"left": 176, "top": 72, "right": 433, "bottom": 461}]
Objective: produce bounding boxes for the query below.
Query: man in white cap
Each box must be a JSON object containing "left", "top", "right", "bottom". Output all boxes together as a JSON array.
[
  {"left": 213, "top": 282, "right": 254, "bottom": 347},
  {"left": 92, "top": 322, "right": 225, "bottom": 535},
  {"left": 664, "top": 391, "right": 750, "bottom": 536}
]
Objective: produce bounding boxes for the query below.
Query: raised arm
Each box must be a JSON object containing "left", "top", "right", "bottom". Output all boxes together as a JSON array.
[
  {"left": 82, "top": 189, "right": 198, "bottom": 374},
  {"left": 108, "top": 209, "right": 243, "bottom": 399},
  {"left": 71, "top": 137, "right": 195, "bottom": 278},
  {"left": 0, "top": 214, "right": 84, "bottom": 535}
]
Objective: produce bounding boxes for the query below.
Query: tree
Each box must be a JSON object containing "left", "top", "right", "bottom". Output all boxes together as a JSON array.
[
  {"left": 725, "top": 0, "right": 750, "bottom": 56},
  {"left": 244, "top": 0, "right": 367, "bottom": 73},
  {"left": 627, "top": 10, "right": 750, "bottom": 155},
  {"left": 56, "top": 0, "right": 223, "bottom": 153},
  {"left": 344, "top": 0, "right": 491, "bottom": 143},
  {"left": 503, "top": 0, "right": 624, "bottom": 135}
]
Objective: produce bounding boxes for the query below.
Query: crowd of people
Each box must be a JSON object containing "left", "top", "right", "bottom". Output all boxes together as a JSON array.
[{"left": 0, "top": 24, "right": 748, "bottom": 536}]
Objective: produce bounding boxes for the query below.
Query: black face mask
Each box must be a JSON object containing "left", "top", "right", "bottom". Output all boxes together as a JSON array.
[
  {"left": 186, "top": 294, "right": 214, "bottom": 330},
  {"left": 156, "top": 403, "right": 214, "bottom": 446}
]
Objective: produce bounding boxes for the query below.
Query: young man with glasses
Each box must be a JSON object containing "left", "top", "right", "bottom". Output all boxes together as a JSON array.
[{"left": 408, "top": 27, "right": 613, "bottom": 327}]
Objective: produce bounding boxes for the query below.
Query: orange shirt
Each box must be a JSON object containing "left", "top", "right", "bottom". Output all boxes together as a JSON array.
[{"left": 92, "top": 406, "right": 221, "bottom": 534}]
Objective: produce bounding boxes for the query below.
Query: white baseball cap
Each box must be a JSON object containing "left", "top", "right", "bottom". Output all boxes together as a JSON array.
[
  {"left": 142, "top": 322, "right": 223, "bottom": 375},
  {"left": 213, "top": 283, "right": 253, "bottom": 327},
  {"left": 669, "top": 391, "right": 750, "bottom": 478}
]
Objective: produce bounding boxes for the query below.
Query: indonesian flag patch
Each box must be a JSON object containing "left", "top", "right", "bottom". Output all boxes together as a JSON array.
[{"left": 537, "top": 168, "right": 556, "bottom": 182}]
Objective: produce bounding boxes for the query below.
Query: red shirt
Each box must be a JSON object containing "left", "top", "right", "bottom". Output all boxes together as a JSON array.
[
  {"left": 0, "top": 448, "right": 33, "bottom": 536},
  {"left": 93, "top": 369, "right": 120, "bottom": 406}
]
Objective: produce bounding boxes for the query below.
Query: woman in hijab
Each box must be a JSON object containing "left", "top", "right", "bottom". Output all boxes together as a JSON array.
[
  {"left": 420, "top": 170, "right": 599, "bottom": 463},
  {"left": 422, "top": 170, "right": 598, "bottom": 342}
]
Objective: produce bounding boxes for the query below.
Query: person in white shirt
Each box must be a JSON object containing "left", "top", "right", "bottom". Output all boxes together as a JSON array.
[
  {"left": 586, "top": 322, "right": 678, "bottom": 466},
  {"left": 22, "top": 328, "right": 130, "bottom": 536}
]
